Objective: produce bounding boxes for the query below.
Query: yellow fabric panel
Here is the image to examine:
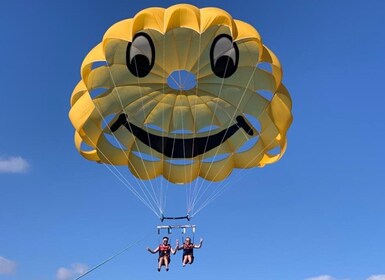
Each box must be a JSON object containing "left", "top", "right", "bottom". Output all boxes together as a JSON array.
[
  {"left": 237, "top": 41, "right": 260, "bottom": 68},
  {"left": 85, "top": 66, "right": 113, "bottom": 90},
  {"left": 259, "top": 110, "right": 280, "bottom": 145},
  {"left": 200, "top": 156, "right": 234, "bottom": 182},
  {"left": 79, "top": 115, "right": 103, "bottom": 148},
  {"left": 103, "top": 39, "right": 127, "bottom": 65},
  {"left": 103, "top": 19, "right": 133, "bottom": 42},
  {"left": 69, "top": 92, "right": 95, "bottom": 132},
  {"left": 106, "top": 87, "right": 163, "bottom": 115},
  {"left": 163, "top": 160, "right": 201, "bottom": 184},
  {"left": 261, "top": 45, "right": 282, "bottom": 91},
  {"left": 269, "top": 85, "right": 293, "bottom": 136},
  {"left": 234, "top": 138, "right": 265, "bottom": 168},
  {"left": 243, "top": 93, "right": 270, "bottom": 118},
  {"left": 128, "top": 152, "right": 162, "bottom": 180},
  {"left": 70, "top": 81, "right": 87, "bottom": 106},
  {"left": 200, "top": 140, "right": 232, "bottom": 159},
  {"left": 160, "top": 28, "right": 205, "bottom": 73},
  {"left": 189, "top": 25, "right": 233, "bottom": 76},
  {"left": 129, "top": 93, "right": 162, "bottom": 123},
  {"left": 132, "top": 8, "right": 165, "bottom": 34},
  {"left": 130, "top": 140, "right": 163, "bottom": 160},
  {"left": 253, "top": 68, "right": 276, "bottom": 91},
  {"left": 142, "top": 99, "right": 174, "bottom": 129},
  {"left": 200, "top": 7, "right": 236, "bottom": 37},
  {"left": 81, "top": 43, "right": 105, "bottom": 82},
  {"left": 109, "top": 123, "right": 136, "bottom": 150},
  {"left": 188, "top": 101, "right": 221, "bottom": 132},
  {"left": 234, "top": 20, "right": 261, "bottom": 44},
  {"left": 95, "top": 135, "right": 129, "bottom": 165},
  {"left": 199, "top": 68, "right": 256, "bottom": 90},
  {"left": 164, "top": 4, "right": 200, "bottom": 32},
  {"left": 74, "top": 131, "right": 100, "bottom": 162},
  {"left": 171, "top": 29, "right": 200, "bottom": 71},
  {"left": 199, "top": 131, "right": 248, "bottom": 159},
  {"left": 171, "top": 105, "right": 194, "bottom": 133}
]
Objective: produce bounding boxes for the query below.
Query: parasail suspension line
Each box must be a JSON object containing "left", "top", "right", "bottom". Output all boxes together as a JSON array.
[{"left": 73, "top": 234, "right": 148, "bottom": 280}]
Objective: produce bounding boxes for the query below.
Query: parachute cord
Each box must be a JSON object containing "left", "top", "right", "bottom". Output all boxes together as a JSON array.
[
  {"left": 190, "top": 64, "right": 277, "bottom": 216},
  {"left": 187, "top": 29, "right": 203, "bottom": 215},
  {"left": 191, "top": 135, "right": 277, "bottom": 217},
  {"left": 189, "top": 179, "right": 222, "bottom": 216},
  {"left": 180, "top": 49, "right": 190, "bottom": 202},
  {"left": 190, "top": 133, "right": 278, "bottom": 218},
  {"left": 132, "top": 64, "right": 164, "bottom": 211},
  {"left": 101, "top": 163, "right": 159, "bottom": 216},
  {"left": 100, "top": 50, "right": 163, "bottom": 214},
  {"left": 161, "top": 21, "right": 166, "bottom": 215},
  {"left": 188, "top": 44, "right": 231, "bottom": 214},
  {"left": 90, "top": 95, "right": 162, "bottom": 214},
  {"left": 90, "top": 101, "right": 162, "bottom": 217},
  {"left": 89, "top": 98, "right": 161, "bottom": 215},
  {"left": 98, "top": 58, "right": 163, "bottom": 215},
  {"left": 190, "top": 182, "right": 230, "bottom": 218},
  {"left": 190, "top": 60, "right": 269, "bottom": 216},
  {"left": 73, "top": 233, "right": 151, "bottom": 280},
  {"left": 188, "top": 30, "right": 247, "bottom": 216},
  {"left": 83, "top": 134, "right": 160, "bottom": 217},
  {"left": 194, "top": 61, "right": 257, "bottom": 192},
  {"left": 162, "top": 31, "right": 182, "bottom": 216}
]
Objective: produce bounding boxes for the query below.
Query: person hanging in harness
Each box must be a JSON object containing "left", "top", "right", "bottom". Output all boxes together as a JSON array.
[
  {"left": 176, "top": 237, "right": 203, "bottom": 267},
  {"left": 147, "top": 236, "right": 177, "bottom": 272}
]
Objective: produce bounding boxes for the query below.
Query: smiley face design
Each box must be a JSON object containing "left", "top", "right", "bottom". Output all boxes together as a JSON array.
[{"left": 69, "top": 4, "right": 293, "bottom": 184}]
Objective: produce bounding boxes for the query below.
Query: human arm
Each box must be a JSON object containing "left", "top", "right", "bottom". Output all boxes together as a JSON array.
[
  {"left": 146, "top": 246, "right": 159, "bottom": 254},
  {"left": 172, "top": 239, "right": 179, "bottom": 255},
  {"left": 194, "top": 238, "right": 203, "bottom": 249}
]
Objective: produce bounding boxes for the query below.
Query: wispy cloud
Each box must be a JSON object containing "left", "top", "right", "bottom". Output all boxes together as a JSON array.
[
  {"left": 305, "top": 276, "right": 335, "bottom": 280},
  {"left": 367, "top": 275, "right": 385, "bottom": 280},
  {"left": 0, "top": 156, "right": 29, "bottom": 173},
  {"left": 56, "top": 263, "right": 88, "bottom": 280},
  {"left": 0, "top": 256, "right": 17, "bottom": 275}
]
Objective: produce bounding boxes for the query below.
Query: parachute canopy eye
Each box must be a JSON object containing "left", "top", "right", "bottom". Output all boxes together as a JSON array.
[
  {"left": 210, "top": 34, "right": 239, "bottom": 78},
  {"left": 126, "top": 33, "right": 155, "bottom": 77}
]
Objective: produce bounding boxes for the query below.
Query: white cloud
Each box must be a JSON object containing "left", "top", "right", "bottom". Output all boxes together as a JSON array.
[
  {"left": 0, "top": 256, "right": 17, "bottom": 275},
  {"left": 305, "top": 276, "right": 335, "bottom": 280},
  {"left": 56, "top": 263, "right": 88, "bottom": 280},
  {"left": 0, "top": 156, "right": 29, "bottom": 173},
  {"left": 367, "top": 275, "right": 385, "bottom": 280}
]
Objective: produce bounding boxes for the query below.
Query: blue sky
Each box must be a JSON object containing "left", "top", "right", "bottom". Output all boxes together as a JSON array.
[{"left": 1, "top": 0, "right": 385, "bottom": 280}]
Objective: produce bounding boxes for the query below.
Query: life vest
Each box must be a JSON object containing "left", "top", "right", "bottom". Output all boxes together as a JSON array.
[
  {"left": 183, "top": 243, "right": 194, "bottom": 255},
  {"left": 159, "top": 244, "right": 171, "bottom": 257}
]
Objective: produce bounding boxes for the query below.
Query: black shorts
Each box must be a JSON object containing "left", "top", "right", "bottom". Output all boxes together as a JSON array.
[
  {"left": 158, "top": 255, "right": 170, "bottom": 265},
  {"left": 182, "top": 253, "right": 194, "bottom": 263}
]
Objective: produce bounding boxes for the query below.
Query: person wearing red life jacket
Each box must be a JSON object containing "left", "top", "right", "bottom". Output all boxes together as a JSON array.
[
  {"left": 147, "top": 236, "right": 177, "bottom": 272},
  {"left": 176, "top": 237, "right": 203, "bottom": 267}
]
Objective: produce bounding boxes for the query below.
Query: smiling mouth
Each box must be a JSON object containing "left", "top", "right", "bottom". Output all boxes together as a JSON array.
[{"left": 110, "top": 114, "right": 254, "bottom": 158}]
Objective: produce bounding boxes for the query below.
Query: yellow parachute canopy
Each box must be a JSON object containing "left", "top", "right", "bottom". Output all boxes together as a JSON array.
[{"left": 69, "top": 4, "right": 293, "bottom": 184}]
